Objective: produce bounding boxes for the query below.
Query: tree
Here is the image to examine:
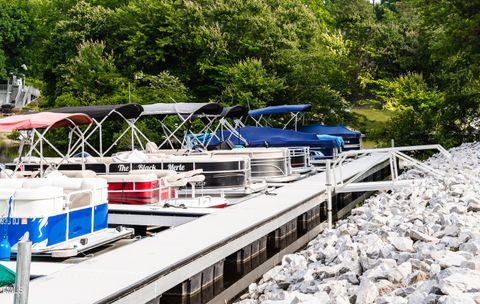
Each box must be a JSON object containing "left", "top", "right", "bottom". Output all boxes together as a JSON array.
[
  {"left": 217, "top": 58, "right": 285, "bottom": 108},
  {"left": 135, "top": 71, "right": 192, "bottom": 104},
  {"left": 0, "top": 0, "right": 34, "bottom": 78},
  {"left": 55, "top": 40, "right": 128, "bottom": 106},
  {"left": 42, "top": 1, "right": 114, "bottom": 103},
  {"left": 371, "top": 72, "right": 445, "bottom": 145}
]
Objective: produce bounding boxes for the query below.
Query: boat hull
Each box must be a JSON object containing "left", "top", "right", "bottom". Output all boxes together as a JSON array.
[{"left": 0, "top": 203, "right": 108, "bottom": 250}]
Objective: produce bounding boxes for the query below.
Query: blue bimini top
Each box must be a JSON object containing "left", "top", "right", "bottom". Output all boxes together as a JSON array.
[{"left": 248, "top": 104, "right": 312, "bottom": 117}]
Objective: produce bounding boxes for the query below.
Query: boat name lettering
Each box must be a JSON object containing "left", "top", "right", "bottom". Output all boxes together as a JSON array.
[
  {"left": 137, "top": 164, "right": 157, "bottom": 170},
  {"left": 117, "top": 164, "right": 130, "bottom": 172},
  {"left": 167, "top": 164, "right": 186, "bottom": 171}
]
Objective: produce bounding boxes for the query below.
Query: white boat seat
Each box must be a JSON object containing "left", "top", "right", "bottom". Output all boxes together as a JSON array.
[
  {"left": 145, "top": 142, "right": 160, "bottom": 153},
  {"left": 22, "top": 178, "right": 53, "bottom": 188},
  {"left": 112, "top": 150, "right": 150, "bottom": 163},
  {"left": 12, "top": 186, "right": 65, "bottom": 216},
  {"left": 13, "top": 171, "right": 40, "bottom": 178},
  {"left": 0, "top": 179, "right": 25, "bottom": 189},
  {"left": 14, "top": 186, "right": 64, "bottom": 200},
  {"left": 183, "top": 169, "right": 204, "bottom": 178},
  {"left": 165, "top": 179, "right": 188, "bottom": 187},
  {"left": 81, "top": 178, "right": 107, "bottom": 190},
  {"left": 60, "top": 170, "right": 97, "bottom": 178},
  {"left": 184, "top": 175, "right": 205, "bottom": 183},
  {"left": 51, "top": 178, "right": 83, "bottom": 190},
  {"left": 0, "top": 169, "right": 15, "bottom": 179},
  {"left": 129, "top": 170, "right": 176, "bottom": 178},
  {"left": 166, "top": 173, "right": 186, "bottom": 182},
  {"left": 101, "top": 173, "right": 158, "bottom": 183}
]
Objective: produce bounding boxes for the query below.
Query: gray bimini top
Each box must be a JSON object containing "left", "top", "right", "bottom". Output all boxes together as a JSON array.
[
  {"left": 49, "top": 104, "right": 144, "bottom": 121},
  {"left": 141, "top": 103, "right": 223, "bottom": 119}
]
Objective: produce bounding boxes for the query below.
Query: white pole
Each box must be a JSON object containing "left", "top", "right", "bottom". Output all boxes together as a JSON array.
[
  {"left": 14, "top": 240, "right": 31, "bottom": 304},
  {"left": 326, "top": 160, "right": 333, "bottom": 229}
]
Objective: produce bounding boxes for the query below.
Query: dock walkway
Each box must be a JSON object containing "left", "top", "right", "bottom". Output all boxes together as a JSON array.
[{"left": 0, "top": 153, "right": 389, "bottom": 304}]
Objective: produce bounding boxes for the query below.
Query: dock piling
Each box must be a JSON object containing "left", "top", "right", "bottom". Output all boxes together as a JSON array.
[
  {"left": 326, "top": 160, "right": 333, "bottom": 229},
  {"left": 14, "top": 240, "right": 31, "bottom": 304}
]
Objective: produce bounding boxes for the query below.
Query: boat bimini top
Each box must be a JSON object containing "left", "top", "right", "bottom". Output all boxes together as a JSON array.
[
  {"left": 140, "top": 102, "right": 224, "bottom": 150},
  {"left": 0, "top": 112, "right": 93, "bottom": 175},
  {"left": 248, "top": 104, "right": 312, "bottom": 131},
  {"left": 50, "top": 104, "right": 145, "bottom": 157},
  {"left": 0, "top": 112, "right": 92, "bottom": 131}
]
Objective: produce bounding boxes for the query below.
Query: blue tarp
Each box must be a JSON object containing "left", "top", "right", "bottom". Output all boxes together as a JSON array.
[
  {"left": 248, "top": 105, "right": 311, "bottom": 117},
  {"left": 317, "top": 134, "right": 344, "bottom": 147},
  {"left": 300, "top": 124, "right": 362, "bottom": 139},
  {"left": 209, "top": 126, "right": 342, "bottom": 149}
]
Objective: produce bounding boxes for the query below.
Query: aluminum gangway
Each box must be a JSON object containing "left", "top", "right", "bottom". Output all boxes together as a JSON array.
[
  {"left": 319, "top": 144, "right": 451, "bottom": 228},
  {"left": 331, "top": 144, "right": 451, "bottom": 193}
]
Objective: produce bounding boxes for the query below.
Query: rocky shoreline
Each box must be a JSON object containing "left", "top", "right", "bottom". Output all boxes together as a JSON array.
[{"left": 238, "top": 143, "right": 480, "bottom": 304}]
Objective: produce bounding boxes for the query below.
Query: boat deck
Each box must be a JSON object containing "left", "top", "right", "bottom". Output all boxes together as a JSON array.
[{"left": 0, "top": 153, "right": 390, "bottom": 304}]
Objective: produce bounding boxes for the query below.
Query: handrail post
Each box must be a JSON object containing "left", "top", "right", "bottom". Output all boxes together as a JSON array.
[
  {"left": 14, "top": 240, "right": 31, "bottom": 304},
  {"left": 326, "top": 160, "right": 333, "bottom": 229}
]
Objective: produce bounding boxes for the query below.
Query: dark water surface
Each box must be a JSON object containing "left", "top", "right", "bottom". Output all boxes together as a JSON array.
[{"left": 0, "top": 144, "right": 17, "bottom": 163}]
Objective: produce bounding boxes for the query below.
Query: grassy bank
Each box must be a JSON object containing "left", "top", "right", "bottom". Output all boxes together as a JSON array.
[{"left": 352, "top": 108, "right": 392, "bottom": 149}]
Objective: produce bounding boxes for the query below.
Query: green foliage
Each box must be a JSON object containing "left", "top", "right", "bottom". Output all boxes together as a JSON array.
[
  {"left": 55, "top": 40, "right": 128, "bottom": 106},
  {"left": 351, "top": 107, "right": 392, "bottom": 147},
  {"left": 1, "top": 0, "right": 480, "bottom": 149},
  {"left": 369, "top": 72, "right": 445, "bottom": 145},
  {"left": 0, "top": 0, "right": 34, "bottom": 78},
  {"left": 217, "top": 58, "right": 285, "bottom": 108},
  {"left": 135, "top": 71, "right": 191, "bottom": 104}
]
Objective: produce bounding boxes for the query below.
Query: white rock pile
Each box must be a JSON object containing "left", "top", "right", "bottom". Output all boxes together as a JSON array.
[{"left": 237, "top": 143, "right": 480, "bottom": 304}]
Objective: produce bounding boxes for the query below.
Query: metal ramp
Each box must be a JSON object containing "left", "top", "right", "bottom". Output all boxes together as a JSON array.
[
  {"left": 335, "top": 179, "right": 423, "bottom": 193},
  {"left": 322, "top": 144, "right": 452, "bottom": 227}
]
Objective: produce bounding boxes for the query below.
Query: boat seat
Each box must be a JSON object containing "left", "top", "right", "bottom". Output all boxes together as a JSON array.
[
  {"left": 165, "top": 179, "right": 188, "bottom": 187},
  {"left": 145, "top": 142, "right": 160, "bottom": 153},
  {"left": 112, "top": 150, "right": 150, "bottom": 163},
  {"left": 184, "top": 175, "right": 205, "bottom": 184},
  {"left": 60, "top": 170, "right": 97, "bottom": 178},
  {"left": 10, "top": 186, "right": 65, "bottom": 216},
  {"left": 65, "top": 178, "right": 107, "bottom": 209},
  {"left": 166, "top": 173, "right": 186, "bottom": 182},
  {"left": 0, "top": 169, "right": 15, "bottom": 179},
  {"left": 51, "top": 178, "right": 84, "bottom": 190},
  {"left": 0, "top": 179, "right": 25, "bottom": 189},
  {"left": 12, "top": 171, "right": 40, "bottom": 178},
  {"left": 101, "top": 173, "right": 158, "bottom": 183},
  {"left": 129, "top": 169, "right": 176, "bottom": 178},
  {"left": 184, "top": 169, "right": 204, "bottom": 178},
  {"left": 81, "top": 178, "right": 107, "bottom": 190},
  {"left": 21, "top": 178, "right": 53, "bottom": 188}
]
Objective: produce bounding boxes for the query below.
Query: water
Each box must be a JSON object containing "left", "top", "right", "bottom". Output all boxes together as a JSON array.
[{"left": 0, "top": 145, "right": 17, "bottom": 163}]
